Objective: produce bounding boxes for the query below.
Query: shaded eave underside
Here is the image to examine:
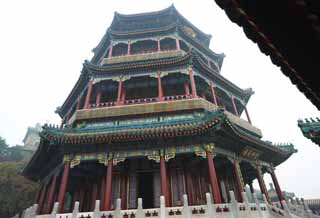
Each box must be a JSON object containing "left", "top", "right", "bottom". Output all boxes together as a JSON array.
[{"left": 214, "top": 0, "right": 320, "bottom": 110}]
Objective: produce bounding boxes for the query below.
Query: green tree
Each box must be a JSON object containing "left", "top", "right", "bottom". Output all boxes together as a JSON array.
[
  {"left": 0, "top": 136, "right": 9, "bottom": 157},
  {"left": 7, "top": 146, "right": 24, "bottom": 162},
  {"left": 0, "top": 162, "right": 39, "bottom": 218},
  {"left": 0, "top": 136, "right": 24, "bottom": 162}
]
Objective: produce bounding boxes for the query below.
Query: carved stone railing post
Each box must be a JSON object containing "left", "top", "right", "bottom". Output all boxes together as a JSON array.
[
  {"left": 50, "top": 202, "right": 59, "bottom": 218},
  {"left": 229, "top": 191, "right": 240, "bottom": 218},
  {"left": 136, "top": 198, "right": 143, "bottom": 218},
  {"left": 24, "top": 207, "right": 30, "bottom": 218},
  {"left": 72, "top": 201, "right": 79, "bottom": 218},
  {"left": 253, "top": 193, "right": 263, "bottom": 218},
  {"left": 242, "top": 192, "right": 254, "bottom": 218},
  {"left": 245, "top": 186, "right": 254, "bottom": 203},
  {"left": 30, "top": 204, "right": 38, "bottom": 218},
  {"left": 21, "top": 208, "right": 26, "bottom": 218},
  {"left": 206, "top": 193, "right": 215, "bottom": 218},
  {"left": 302, "top": 198, "right": 314, "bottom": 216},
  {"left": 160, "top": 195, "right": 166, "bottom": 218},
  {"left": 93, "top": 200, "right": 101, "bottom": 218},
  {"left": 183, "top": 194, "right": 191, "bottom": 218},
  {"left": 242, "top": 192, "right": 250, "bottom": 210},
  {"left": 281, "top": 200, "right": 293, "bottom": 218},
  {"left": 115, "top": 198, "right": 121, "bottom": 218},
  {"left": 262, "top": 194, "right": 272, "bottom": 218},
  {"left": 220, "top": 180, "right": 228, "bottom": 203}
]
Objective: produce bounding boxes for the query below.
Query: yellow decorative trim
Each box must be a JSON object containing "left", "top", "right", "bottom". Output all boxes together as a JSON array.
[
  {"left": 63, "top": 154, "right": 71, "bottom": 163},
  {"left": 147, "top": 155, "right": 160, "bottom": 163},
  {"left": 235, "top": 160, "right": 245, "bottom": 191},
  {"left": 113, "top": 158, "right": 125, "bottom": 166},
  {"left": 165, "top": 153, "right": 175, "bottom": 161},
  {"left": 70, "top": 155, "right": 81, "bottom": 168},
  {"left": 165, "top": 147, "right": 176, "bottom": 161},
  {"left": 182, "top": 26, "right": 197, "bottom": 38},
  {"left": 98, "top": 153, "right": 108, "bottom": 166},
  {"left": 203, "top": 143, "right": 215, "bottom": 153},
  {"left": 240, "top": 146, "right": 260, "bottom": 160},
  {"left": 195, "top": 151, "right": 206, "bottom": 158},
  {"left": 149, "top": 73, "right": 158, "bottom": 78},
  {"left": 108, "top": 153, "right": 114, "bottom": 161}
]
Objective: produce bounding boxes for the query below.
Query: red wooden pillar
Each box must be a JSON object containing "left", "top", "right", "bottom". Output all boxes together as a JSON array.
[
  {"left": 34, "top": 188, "right": 41, "bottom": 205},
  {"left": 160, "top": 155, "right": 169, "bottom": 206},
  {"left": 121, "top": 89, "right": 126, "bottom": 104},
  {"left": 45, "top": 174, "right": 58, "bottom": 213},
  {"left": 120, "top": 174, "right": 128, "bottom": 209},
  {"left": 57, "top": 162, "right": 70, "bottom": 213},
  {"left": 37, "top": 184, "right": 47, "bottom": 214},
  {"left": 84, "top": 80, "right": 93, "bottom": 109},
  {"left": 176, "top": 38, "right": 180, "bottom": 51},
  {"left": 210, "top": 82, "right": 218, "bottom": 105},
  {"left": 231, "top": 96, "right": 239, "bottom": 116},
  {"left": 157, "top": 39, "right": 161, "bottom": 52},
  {"left": 256, "top": 165, "right": 270, "bottom": 203},
  {"left": 206, "top": 151, "right": 222, "bottom": 203},
  {"left": 127, "top": 41, "right": 131, "bottom": 55},
  {"left": 108, "top": 43, "right": 113, "bottom": 58},
  {"left": 95, "top": 90, "right": 102, "bottom": 106},
  {"left": 270, "top": 168, "right": 285, "bottom": 207},
  {"left": 188, "top": 68, "right": 197, "bottom": 98},
  {"left": 116, "top": 80, "right": 123, "bottom": 106},
  {"left": 185, "top": 170, "right": 194, "bottom": 205},
  {"left": 157, "top": 73, "right": 164, "bottom": 101},
  {"left": 244, "top": 106, "right": 252, "bottom": 124},
  {"left": 104, "top": 159, "right": 113, "bottom": 210},
  {"left": 91, "top": 183, "right": 98, "bottom": 211},
  {"left": 184, "top": 81, "right": 190, "bottom": 96},
  {"left": 233, "top": 160, "right": 244, "bottom": 202}
]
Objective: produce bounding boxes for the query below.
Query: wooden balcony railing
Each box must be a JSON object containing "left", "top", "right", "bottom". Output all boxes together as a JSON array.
[
  {"left": 102, "top": 49, "right": 186, "bottom": 65},
  {"left": 88, "top": 95, "right": 193, "bottom": 109}
]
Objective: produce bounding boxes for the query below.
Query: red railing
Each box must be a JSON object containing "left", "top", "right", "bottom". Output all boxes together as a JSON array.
[
  {"left": 88, "top": 95, "right": 192, "bottom": 109},
  {"left": 110, "top": 48, "right": 178, "bottom": 58},
  {"left": 124, "top": 97, "right": 158, "bottom": 105},
  {"left": 163, "top": 94, "right": 192, "bottom": 101},
  {"left": 89, "top": 101, "right": 116, "bottom": 108}
]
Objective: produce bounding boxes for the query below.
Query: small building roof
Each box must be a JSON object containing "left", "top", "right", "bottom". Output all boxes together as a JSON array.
[{"left": 298, "top": 118, "right": 320, "bottom": 146}]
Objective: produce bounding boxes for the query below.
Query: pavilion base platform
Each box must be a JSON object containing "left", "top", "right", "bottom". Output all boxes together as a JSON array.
[{"left": 15, "top": 191, "right": 318, "bottom": 218}]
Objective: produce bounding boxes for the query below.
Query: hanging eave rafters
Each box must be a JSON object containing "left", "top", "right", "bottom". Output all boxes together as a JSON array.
[{"left": 214, "top": 0, "right": 320, "bottom": 110}]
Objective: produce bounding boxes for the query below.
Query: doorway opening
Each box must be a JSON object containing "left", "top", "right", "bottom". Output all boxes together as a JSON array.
[{"left": 138, "top": 172, "right": 154, "bottom": 208}]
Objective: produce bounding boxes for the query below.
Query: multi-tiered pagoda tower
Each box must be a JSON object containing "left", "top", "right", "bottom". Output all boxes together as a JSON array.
[{"left": 23, "top": 6, "right": 298, "bottom": 217}]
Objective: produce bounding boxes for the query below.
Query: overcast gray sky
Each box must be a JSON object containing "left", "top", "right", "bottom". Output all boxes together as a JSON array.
[{"left": 0, "top": 0, "right": 319, "bottom": 198}]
